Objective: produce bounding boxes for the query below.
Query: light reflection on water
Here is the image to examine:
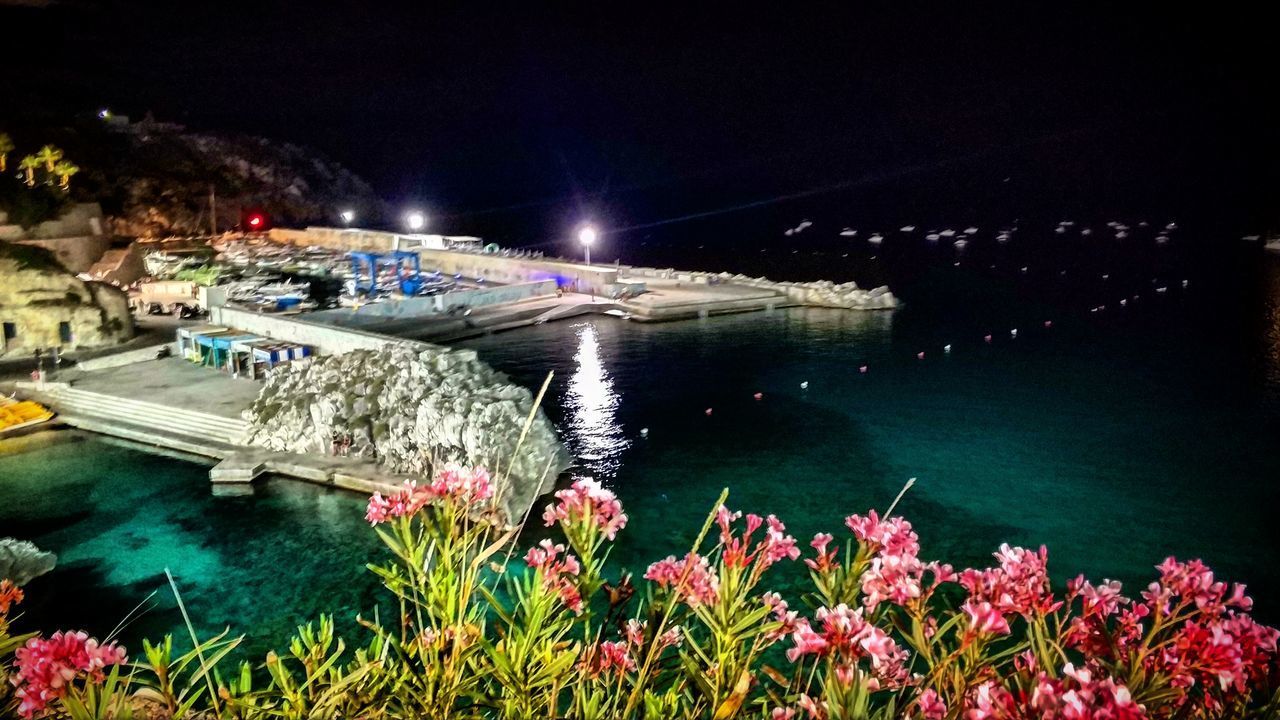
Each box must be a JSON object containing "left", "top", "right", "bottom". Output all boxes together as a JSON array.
[{"left": 564, "top": 322, "right": 630, "bottom": 476}]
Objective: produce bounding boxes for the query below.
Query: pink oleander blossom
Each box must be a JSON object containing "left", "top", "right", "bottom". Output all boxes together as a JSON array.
[
  {"left": 916, "top": 689, "right": 947, "bottom": 719},
  {"left": 541, "top": 477, "right": 628, "bottom": 539},
  {"left": 959, "top": 544, "right": 1060, "bottom": 624},
  {"left": 962, "top": 600, "right": 1012, "bottom": 636},
  {"left": 716, "top": 506, "right": 800, "bottom": 570},
  {"left": 12, "top": 631, "right": 128, "bottom": 718},
  {"left": 524, "top": 539, "right": 583, "bottom": 613},
  {"left": 365, "top": 465, "right": 494, "bottom": 525},
  {"left": 645, "top": 552, "right": 720, "bottom": 607},
  {"left": 579, "top": 640, "right": 635, "bottom": 678},
  {"left": 785, "top": 603, "right": 910, "bottom": 689}
]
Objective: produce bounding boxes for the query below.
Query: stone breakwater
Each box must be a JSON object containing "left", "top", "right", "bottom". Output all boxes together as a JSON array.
[
  {"left": 621, "top": 266, "right": 898, "bottom": 310},
  {"left": 240, "top": 346, "right": 571, "bottom": 521}
]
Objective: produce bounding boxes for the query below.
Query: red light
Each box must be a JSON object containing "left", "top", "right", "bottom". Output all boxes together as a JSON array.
[{"left": 248, "top": 215, "right": 263, "bottom": 227}]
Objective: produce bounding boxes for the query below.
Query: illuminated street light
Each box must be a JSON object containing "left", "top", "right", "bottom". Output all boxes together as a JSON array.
[
  {"left": 406, "top": 211, "right": 426, "bottom": 232},
  {"left": 339, "top": 209, "right": 355, "bottom": 226},
  {"left": 577, "top": 224, "right": 597, "bottom": 266},
  {"left": 98, "top": 108, "right": 111, "bottom": 120}
]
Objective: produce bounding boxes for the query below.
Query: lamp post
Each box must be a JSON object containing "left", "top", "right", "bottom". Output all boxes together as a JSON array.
[
  {"left": 340, "top": 209, "right": 355, "bottom": 227},
  {"left": 577, "top": 225, "right": 597, "bottom": 266}
]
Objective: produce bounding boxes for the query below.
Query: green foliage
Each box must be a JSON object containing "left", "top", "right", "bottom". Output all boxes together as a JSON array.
[{"left": 0, "top": 174, "right": 71, "bottom": 229}]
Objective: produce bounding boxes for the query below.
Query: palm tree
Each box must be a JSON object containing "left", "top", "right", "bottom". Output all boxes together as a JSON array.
[
  {"left": 35, "top": 145, "right": 63, "bottom": 173},
  {"left": 0, "top": 133, "right": 13, "bottom": 174},
  {"left": 18, "top": 155, "right": 40, "bottom": 187},
  {"left": 53, "top": 160, "right": 80, "bottom": 190}
]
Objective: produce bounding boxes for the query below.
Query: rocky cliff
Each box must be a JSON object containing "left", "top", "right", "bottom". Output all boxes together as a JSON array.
[
  {"left": 0, "top": 242, "right": 133, "bottom": 357},
  {"left": 2, "top": 118, "right": 385, "bottom": 238},
  {"left": 241, "top": 346, "right": 571, "bottom": 521}
]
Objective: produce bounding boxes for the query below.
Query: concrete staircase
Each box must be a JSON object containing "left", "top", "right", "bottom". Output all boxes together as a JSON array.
[{"left": 34, "top": 385, "right": 248, "bottom": 452}]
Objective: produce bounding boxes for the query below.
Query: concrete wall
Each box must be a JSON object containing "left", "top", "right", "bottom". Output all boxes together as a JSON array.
[
  {"left": 208, "top": 305, "right": 462, "bottom": 358},
  {"left": 309, "top": 280, "right": 556, "bottom": 326},
  {"left": 415, "top": 249, "right": 619, "bottom": 295}
]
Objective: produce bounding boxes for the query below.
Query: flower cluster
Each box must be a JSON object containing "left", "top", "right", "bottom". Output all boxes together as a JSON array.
[
  {"left": 578, "top": 640, "right": 635, "bottom": 679},
  {"left": 958, "top": 544, "right": 1060, "bottom": 634},
  {"left": 12, "top": 631, "right": 128, "bottom": 718},
  {"left": 541, "top": 478, "right": 628, "bottom": 540},
  {"left": 623, "top": 618, "right": 682, "bottom": 651},
  {"left": 786, "top": 603, "right": 911, "bottom": 690},
  {"left": 644, "top": 552, "right": 720, "bottom": 607},
  {"left": 366, "top": 464, "right": 494, "bottom": 524},
  {"left": 0, "top": 578, "right": 23, "bottom": 615},
  {"left": 716, "top": 506, "right": 800, "bottom": 570},
  {"left": 524, "top": 539, "right": 584, "bottom": 613},
  {"left": 964, "top": 664, "right": 1145, "bottom": 720},
  {"left": 842, "top": 511, "right": 953, "bottom": 612}
]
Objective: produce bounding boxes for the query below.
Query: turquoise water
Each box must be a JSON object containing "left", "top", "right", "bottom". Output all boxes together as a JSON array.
[
  {"left": 0, "top": 433, "right": 386, "bottom": 658},
  {"left": 2, "top": 237, "right": 1278, "bottom": 659}
]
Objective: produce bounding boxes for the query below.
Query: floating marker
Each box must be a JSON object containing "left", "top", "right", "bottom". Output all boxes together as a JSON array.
[
  {"left": 917, "top": 351, "right": 926, "bottom": 360},
  {"left": 800, "top": 381, "right": 809, "bottom": 390},
  {"left": 944, "top": 344, "right": 952, "bottom": 353},
  {"left": 1120, "top": 299, "right": 1127, "bottom": 306},
  {"left": 1044, "top": 320, "right": 1052, "bottom": 328},
  {"left": 984, "top": 334, "right": 993, "bottom": 343},
  {"left": 640, "top": 428, "right": 649, "bottom": 437},
  {"left": 1010, "top": 329, "right": 1018, "bottom": 338},
  {"left": 1181, "top": 279, "right": 1189, "bottom": 288},
  {"left": 859, "top": 365, "right": 869, "bottom": 373},
  {"left": 753, "top": 392, "right": 763, "bottom": 400},
  {"left": 705, "top": 408, "right": 713, "bottom": 416}
]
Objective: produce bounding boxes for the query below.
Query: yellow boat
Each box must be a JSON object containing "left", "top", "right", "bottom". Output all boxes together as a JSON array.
[{"left": 0, "top": 397, "right": 55, "bottom": 436}]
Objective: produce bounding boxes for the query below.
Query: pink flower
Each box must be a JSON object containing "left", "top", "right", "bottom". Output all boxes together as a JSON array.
[
  {"left": 645, "top": 552, "right": 720, "bottom": 607},
  {"left": 579, "top": 640, "right": 635, "bottom": 678},
  {"left": 771, "top": 708, "right": 797, "bottom": 720},
  {"left": 429, "top": 463, "right": 494, "bottom": 504},
  {"left": 542, "top": 477, "right": 628, "bottom": 540},
  {"left": 364, "top": 465, "right": 494, "bottom": 524},
  {"left": 916, "top": 689, "right": 947, "bottom": 719},
  {"left": 785, "top": 604, "right": 910, "bottom": 688},
  {"left": 805, "top": 532, "right": 839, "bottom": 573},
  {"left": 959, "top": 544, "right": 1060, "bottom": 619},
  {"left": 524, "top": 539, "right": 583, "bottom": 613},
  {"left": 716, "top": 506, "right": 799, "bottom": 570},
  {"left": 962, "top": 600, "right": 1011, "bottom": 636},
  {"left": 12, "top": 631, "right": 128, "bottom": 718}
]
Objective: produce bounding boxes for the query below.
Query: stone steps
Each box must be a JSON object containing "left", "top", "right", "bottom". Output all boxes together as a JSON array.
[{"left": 39, "top": 386, "right": 248, "bottom": 446}]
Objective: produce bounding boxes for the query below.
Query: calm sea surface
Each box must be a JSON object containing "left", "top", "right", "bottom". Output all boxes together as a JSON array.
[{"left": 2, "top": 222, "right": 1278, "bottom": 657}]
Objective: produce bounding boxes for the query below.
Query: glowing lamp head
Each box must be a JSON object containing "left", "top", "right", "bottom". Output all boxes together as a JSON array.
[
  {"left": 98, "top": 108, "right": 111, "bottom": 120},
  {"left": 577, "top": 225, "right": 598, "bottom": 246},
  {"left": 406, "top": 211, "right": 426, "bottom": 232},
  {"left": 247, "top": 213, "right": 264, "bottom": 228},
  {"left": 339, "top": 209, "right": 355, "bottom": 224}
]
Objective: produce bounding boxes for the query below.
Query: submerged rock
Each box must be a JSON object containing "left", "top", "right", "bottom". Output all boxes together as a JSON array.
[
  {"left": 240, "top": 346, "right": 571, "bottom": 520},
  {"left": 0, "top": 538, "right": 57, "bottom": 586}
]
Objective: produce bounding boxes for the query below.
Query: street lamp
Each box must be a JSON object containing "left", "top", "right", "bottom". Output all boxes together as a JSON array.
[
  {"left": 577, "top": 225, "right": 597, "bottom": 266},
  {"left": 405, "top": 211, "right": 426, "bottom": 232},
  {"left": 339, "top": 209, "right": 355, "bottom": 226}
]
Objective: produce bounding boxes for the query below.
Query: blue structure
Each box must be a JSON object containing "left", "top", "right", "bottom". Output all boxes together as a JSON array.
[{"left": 348, "top": 251, "right": 423, "bottom": 296}]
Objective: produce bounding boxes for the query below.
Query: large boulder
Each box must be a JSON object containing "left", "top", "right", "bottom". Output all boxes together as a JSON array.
[
  {"left": 0, "top": 538, "right": 57, "bottom": 586},
  {"left": 241, "top": 346, "right": 571, "bottom": 521}
]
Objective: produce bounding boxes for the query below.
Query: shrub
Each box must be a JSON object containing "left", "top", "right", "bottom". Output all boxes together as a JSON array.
[{"left": 2, "top": 472, "right": 1278, "bottom": 719}]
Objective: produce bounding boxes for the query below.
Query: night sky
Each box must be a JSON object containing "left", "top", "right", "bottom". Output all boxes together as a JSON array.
[{"left": 1, "top": 2, "right": 1274, "bottom": 235}]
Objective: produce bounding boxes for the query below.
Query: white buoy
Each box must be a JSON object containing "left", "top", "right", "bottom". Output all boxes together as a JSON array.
[
  {"left": 868, "top": 234, "right": 884, "bottom": 244},
  {"left": 900, "top": 225, "right": 916, "bottom": 232},
  {"left": 944, "top": 344, "right": 952, "bottom": 353},
  {"left": 1010, "top": 329, "right": 1018, "bottom": 338},
  {"left": 964, "top": 227, "right": 979, "bottom": 234},
  {"left": 640, "top": 428, "right": 649, "bottom": 438},
  {"left": 839, "top": 228, "right": 858, "bottom": 237},
  {"left": 800, "top": 381, "right": 809, "bottom": 390},
  {"left": 926, "top": 233, "right": 941, "bottom": 241},
  {"left": 940, "top": 229, "right": 956, "bottom": 237}
]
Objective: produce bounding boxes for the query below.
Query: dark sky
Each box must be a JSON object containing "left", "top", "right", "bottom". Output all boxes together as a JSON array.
[{"left": 1, "top": 1, "right": 1274, "bottom": 234}]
